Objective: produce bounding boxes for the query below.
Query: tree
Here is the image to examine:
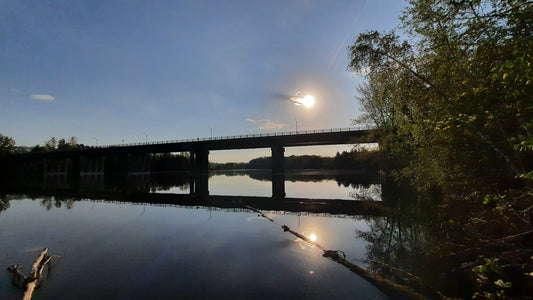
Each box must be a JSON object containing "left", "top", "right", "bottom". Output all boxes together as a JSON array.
[
  {"left": 44, "top": 136, "right": 79, "bottom": 151},
  {"left": 0, "top": 134, "right": 15, "bottom": 155},
  {"left": 348, "top": 2, "right": 533, "bottom": 297},
  {"left": 348, "top": 0, "right": 533, "bottom": 192},
  {"left": 44, "top": 137, "right": 57, "bottom": 151}
]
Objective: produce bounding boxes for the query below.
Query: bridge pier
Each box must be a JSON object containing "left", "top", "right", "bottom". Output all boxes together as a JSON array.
[
  {"left": 272, "top": 174, "right": 285, "bottom": 198},
  {"left": 190, "top": 149, "right": 209, "bottom": 175},
  {"left": 271, "top": 146, "right": 284, "bottom": 174},
  {"left": 78, "top": 156, "right": 105, "bottom": 191},
  {"left": 17, "top": 158, "right": 44, "bottom": 187},
  {"left": 271, "top": 146, "right": 285, "bottom": 198},
  {"left": 190, "top": 149, "right": 209, "bottom": 196},
  {"left": 189, "top": 174, "right": 209, "bottom": 197},
  {"left": 80, "top": 156, "right": 105, "bottom": 176},
  {"left": 43, "top": 157, "right": 72, "bottom": 188}
]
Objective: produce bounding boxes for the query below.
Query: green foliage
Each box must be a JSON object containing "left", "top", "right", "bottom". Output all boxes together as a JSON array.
[
  {"left": 494, "top": 279, "right": 512, "bottom": 288},
  {"left": 334, "top": 150, "right": 380, "bottom": 170},
  {"left": 348, "top": 0, "right": 533, "bottom": 193},
  {"left": 349, "top": 4, "right": 533, "bottom": 296},
  {"left": 43, "top": 136, "right": 80, "bottom": 151},
  {"left": 472, "top": 258, "right": 500, "bottom": 275},
  {"left": 0, "top": 133, "right": 15, "bottom": 155}
]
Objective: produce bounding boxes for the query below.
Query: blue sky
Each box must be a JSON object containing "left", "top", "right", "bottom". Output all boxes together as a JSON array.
[{"left": 1, "top": 0, "right": 406, "bottom": 162}]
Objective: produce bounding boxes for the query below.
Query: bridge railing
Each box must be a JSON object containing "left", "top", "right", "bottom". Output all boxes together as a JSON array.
[
  {"left": 96, "top": 125, "right": 374, "bottom": 149},
  {"left": 24, "top": 126, "right": 374, "bottom": 153}
]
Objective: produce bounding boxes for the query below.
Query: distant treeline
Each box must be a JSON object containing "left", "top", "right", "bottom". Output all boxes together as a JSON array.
[
  {"left": 210, "top": 150, "right": 380, "bottom": 170},
  {"left": 151, "top": 153, "right": 190, "bottom": 172},
  {"left": 151, "top": 151, "right": 380, "bottom": 172}
]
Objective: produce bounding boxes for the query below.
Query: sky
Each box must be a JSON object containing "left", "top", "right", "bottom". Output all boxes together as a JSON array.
[{"left": 1, "top": 0, "right": 407, "bottom": 162}]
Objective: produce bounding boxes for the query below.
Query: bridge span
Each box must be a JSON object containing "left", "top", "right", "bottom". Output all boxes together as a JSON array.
[{"left": 13, "top": 127, "right": 375, "bottom": 197}]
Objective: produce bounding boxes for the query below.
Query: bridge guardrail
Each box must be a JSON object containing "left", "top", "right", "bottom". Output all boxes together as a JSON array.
[{"left": 35, "top": 126, "right": 374, "bottom": 152}]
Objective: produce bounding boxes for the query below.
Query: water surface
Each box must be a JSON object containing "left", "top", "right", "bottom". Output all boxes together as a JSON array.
[{"left": 1, "top": 171, "right": 388, "bottom": 299}]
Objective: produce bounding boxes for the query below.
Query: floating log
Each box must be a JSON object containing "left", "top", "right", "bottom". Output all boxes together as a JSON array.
[
  {"left": 6, "top": 248, "right": 58, "bottom": 300},
  {"left": 280, "top": 224, "right": 437, "bottom": 299},
  {"left": 30, "top": 248, "right": 48, "bottom": 279}
]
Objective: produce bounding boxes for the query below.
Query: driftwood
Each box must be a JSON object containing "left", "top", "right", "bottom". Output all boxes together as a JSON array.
[
  {"left": 6, "top": 248, "right": 59, "bottom": 300},
  {"left": 245, "top": 205, "right": 275, "bottom": 223},
  {"left": 280, "top": 224, "right": 432, "bottom": 299},
  {"left": 243, "top": 204, "right": 451, "bottom": 298}
]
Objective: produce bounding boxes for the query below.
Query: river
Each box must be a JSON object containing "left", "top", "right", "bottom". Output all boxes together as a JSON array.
[{"left": 0, "top": 170, "right": 424, "bottom": 299}]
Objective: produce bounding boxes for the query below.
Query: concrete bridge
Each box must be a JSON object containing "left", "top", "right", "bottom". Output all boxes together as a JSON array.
[{"left": 13, "top": 127, "right": 375, "bottom": 197}]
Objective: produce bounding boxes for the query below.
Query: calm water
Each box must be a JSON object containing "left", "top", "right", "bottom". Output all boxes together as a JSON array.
[{"left": 1, "top": 171, "right": 390, "bottom": 299}]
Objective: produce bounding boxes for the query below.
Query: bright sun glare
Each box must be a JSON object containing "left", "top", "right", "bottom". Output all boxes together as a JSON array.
[
  {"left": 289, "top": 92, "right": 315, "bottom": 108},
  {"left": 302, "top": 95, "right": 315, "bottom": 108},
  {"left": 309, "top": 233, "right": 317, "bottom": 242}
]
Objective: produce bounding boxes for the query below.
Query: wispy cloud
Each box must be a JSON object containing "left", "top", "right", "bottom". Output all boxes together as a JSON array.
[
  {"left": 246, "top": 118, "right": 285, "bottom": 130},
  {"left": 30, "top": 94, "right": 55, "bottom": 101}
]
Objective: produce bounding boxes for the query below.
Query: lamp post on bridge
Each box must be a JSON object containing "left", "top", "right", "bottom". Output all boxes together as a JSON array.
[
  {"left": 143, "top": 132, "right": 148, "bottom": 143},
  {"left": 288, "top": 91, "right": 315, "bottom": 132}
]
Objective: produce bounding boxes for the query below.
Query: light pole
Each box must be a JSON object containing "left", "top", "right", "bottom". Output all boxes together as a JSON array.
[
  {"left": 143, "top": 132, "right": 148, "bottom": 143},
  {"left": 93, "top": 137, "right": 98, "bottom": 147},
  {"left": 209, "top": 126, "right": 212, "bottom": 138}
]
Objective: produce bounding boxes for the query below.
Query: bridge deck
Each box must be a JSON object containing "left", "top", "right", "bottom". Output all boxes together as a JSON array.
[{"left": 16, "top": 127, "right": 375, "bottom": 158}]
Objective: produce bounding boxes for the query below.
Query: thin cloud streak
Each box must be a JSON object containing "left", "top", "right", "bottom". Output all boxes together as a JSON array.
[
  {"left": 30, "top": 94, "right": 55, "bottom": 101},
  {"left": 246, "top": 118, "right": 285, "bottom": 130}
]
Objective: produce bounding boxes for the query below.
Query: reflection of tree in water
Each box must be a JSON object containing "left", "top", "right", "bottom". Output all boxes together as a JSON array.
[
  {"left": 232, "top": 170, "right": 380, "bottom": 186},
  {"left": 0, "top": 195, "right": 11, "bottom": 212},
  {"left": 149, "top": 173, "right": 190, "bottom": 192},
  {"left": 40, "top": 196, "right": 75, "bottom": 210},
  {"left": 355, "top": 201, "right": 455, "bottom": 295},
  {"left": 349, "top": 184, "right": 381, "bottom": 201}
]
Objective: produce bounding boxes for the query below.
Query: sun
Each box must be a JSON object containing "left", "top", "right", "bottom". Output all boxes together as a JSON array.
[
  {"left": 288, "top": 92, "right": 315, "bottom": 108},
  {"left": 302, "top": 95, "right": 315, "bottom": 108}
]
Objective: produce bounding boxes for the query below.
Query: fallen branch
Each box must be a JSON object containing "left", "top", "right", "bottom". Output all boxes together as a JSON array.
[
  {"left": 280, "top": 224, "right": 437, "bottom": 299},
  {"left": 6, "top": 248, "right": 59, "bottom": 300},
  {"left": 369, "top": 259, "right": 446, "bottom": 299},
  {"left": 481, "top": 229, "right": 533, "bottom": 246},
  {"left": 30, "top": 248, "right": 48, "bottom": 279},
  {"left": 245, "top": 205, "right": 275, "bottom": 222}
]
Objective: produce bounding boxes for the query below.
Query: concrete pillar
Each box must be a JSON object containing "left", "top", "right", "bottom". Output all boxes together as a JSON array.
[
  {"left": 193, "top": 174, "right": 209, "bottom": 197},
  {"left": 271, "top": 146, "right": 285, "bottom": 198},
  {"left": 189, "top": 150, "right": 195, "bottom": 174},
  {"left": 271, "top": 146, "right": 285, "bottom": 175},
  {"left": 190, "top": 149, "right": 209, "bottom": 196},
  {"left": 191, "top": 149, "right": 209, "bottom": 175},
  {"left": 80, "top": 156, "right": 105, "bottom": 175},
  {"left": 189, "top": 173, "right": 195, "bottom": 195},
  {"left": 272, "top": 174, "right": 286, "bottom": 198}
]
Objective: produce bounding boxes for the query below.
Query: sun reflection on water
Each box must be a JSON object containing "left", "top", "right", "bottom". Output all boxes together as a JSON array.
[{"left": 309, "top": 233, "right": 317, "bottom": 242}]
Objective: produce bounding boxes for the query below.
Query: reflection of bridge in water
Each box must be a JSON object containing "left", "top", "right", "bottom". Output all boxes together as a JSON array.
[
  {"left": 13, "top": 127, "right": 375, "bottom": 198},
  {"left": 15, "top": 190, "right": 390, "bottom": 218}
]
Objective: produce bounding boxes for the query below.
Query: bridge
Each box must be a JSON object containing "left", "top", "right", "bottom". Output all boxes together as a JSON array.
[{"left": 13, "top": 127, "right": 375, "bottom": 197}]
